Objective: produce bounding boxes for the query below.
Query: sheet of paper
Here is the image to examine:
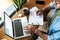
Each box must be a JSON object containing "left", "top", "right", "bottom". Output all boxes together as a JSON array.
[{"left": 29, "top": 6, "right": 43, "bottom": 25}]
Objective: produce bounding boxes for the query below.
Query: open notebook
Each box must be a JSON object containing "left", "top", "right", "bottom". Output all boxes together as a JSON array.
[{"left": 29, "top": 6, "right": 43, "bottom": 25}]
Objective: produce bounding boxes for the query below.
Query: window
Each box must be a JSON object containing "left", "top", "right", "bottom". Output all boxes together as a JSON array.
[
  {"left": 0, "top": 0, "right": 13, "bottom": 12},
  {"left": 0, "top": 0, "right": 13, "bottom": 27}
]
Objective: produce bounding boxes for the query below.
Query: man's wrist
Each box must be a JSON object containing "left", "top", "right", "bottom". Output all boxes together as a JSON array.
[{"left": 34, "top": 29, "right": 41, "bottom": 36}]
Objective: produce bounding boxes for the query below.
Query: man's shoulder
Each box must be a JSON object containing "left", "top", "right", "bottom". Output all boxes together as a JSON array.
[
  {"left": 53, "top": 16, "right": 60, "bottom": 23},
  {"left": 54, "top": 10, "right": 60, "bottom": 17},
  {"left": 50, "top": 10, "right": 60, "bottom": 24},
  {"left": 51, "top": 16, "right": 60, "bottom": 31},
  {"left": 56, "top": 10, "right": 60, "bottom": 13},
  {"left": 54, "top": 10, "right": 60, "bottom": 16}
]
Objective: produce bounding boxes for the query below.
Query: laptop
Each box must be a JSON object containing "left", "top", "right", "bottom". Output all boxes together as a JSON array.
[{"left": 4, "top": 13, "right": 31, "bottom": 39}]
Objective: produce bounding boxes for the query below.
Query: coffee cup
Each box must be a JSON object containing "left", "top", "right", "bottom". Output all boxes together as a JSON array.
[{"left": 22, "top": 7, "right": 30, "bottom": 16}]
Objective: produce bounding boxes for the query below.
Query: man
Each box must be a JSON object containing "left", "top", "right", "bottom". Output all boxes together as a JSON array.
[{"left": 24, "top": 0, "right": 60, "bottom": 40}]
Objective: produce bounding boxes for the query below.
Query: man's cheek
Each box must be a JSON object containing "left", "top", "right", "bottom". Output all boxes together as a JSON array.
[{"left": 57, "top": 4, "right": 60, "bottom": 9}]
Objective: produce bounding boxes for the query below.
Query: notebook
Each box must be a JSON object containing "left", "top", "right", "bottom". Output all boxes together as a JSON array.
[{"left": 29, "top": 6, "right": 43, "bottom": 25}]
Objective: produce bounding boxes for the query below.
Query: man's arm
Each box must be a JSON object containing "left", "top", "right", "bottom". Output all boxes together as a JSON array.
[
  {"left": 42, "top": 4, "right": 51, "bottom": 11},
  {"left": 42, "top": 4, "right": 52, "bottom": 21},
  {"left": 35, "top": 29, "right": 48, "bottom": 40},
  {"left": 37, "top": 4, "right": 51, "bottom": 15},
  {"left": 37, "top": 4, "right": 52, "bottom": 21},
  {"left": 42, "top": 1, "right": 55, "bottom": 11}
]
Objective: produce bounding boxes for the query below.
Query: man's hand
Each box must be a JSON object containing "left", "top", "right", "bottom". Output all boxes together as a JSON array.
[
  {"left": 35, "top": 29, "right": 41, "bottom": 36},
  {"left": 24, "top": 25, "right": 38, "bottom": 33},
  {"left": 35, "top": 29, "right": 48, "bottom": 40},
  {"left": 36, "top": 9, "right": 43, "bottom": 15}
]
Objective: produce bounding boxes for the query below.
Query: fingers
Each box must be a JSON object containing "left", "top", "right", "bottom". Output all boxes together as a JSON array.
[
  {"left": 35, "top": 29, "right": 41, "bottom": 36},
  {"left": 23, "top": 25, "right": 38, "bottom": 33},
  {"left": 23, "top": 25, "right": 39, "bottom": 34},
  {"left": 23, "top": 26, "right": 29, "bottom": 30},
  {"left": 35, "top": 29, "right": 39, "bottom": 33},
  {"left": 23, "top": 25, "right": 32, "bottom": 33},
  {"left": 28, "top": 25, "right": 38, "bottom": 33},
  {"left": 36, "top": 9, "right": 43, "bottom": 15},
  {"left": 23, "top": 26, "right": 29, "bottom": 33}
]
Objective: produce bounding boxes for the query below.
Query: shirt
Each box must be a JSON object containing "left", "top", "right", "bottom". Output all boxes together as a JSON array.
[
  {"left": 48, "top": 2, "right": 60, "bottom": 40},
  {"left": 48, "top": 16, "right": 60, "bottom": 40}
]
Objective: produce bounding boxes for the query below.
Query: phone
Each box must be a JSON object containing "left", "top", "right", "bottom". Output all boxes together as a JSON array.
[{"left": 36, "top": 1, "right": 45, "bottom": 5}]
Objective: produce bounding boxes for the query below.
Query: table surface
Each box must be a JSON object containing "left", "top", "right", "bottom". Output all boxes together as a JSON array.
[
  {"left": 0, "top": 7, "right": 49, "bottom": 40},
  {"left": 0, "top": 0, "right": 53, "bottom": 40}
]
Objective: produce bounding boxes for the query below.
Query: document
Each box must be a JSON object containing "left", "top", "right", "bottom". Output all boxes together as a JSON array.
[{"left": 29, "top": 6, "right": 43, "bottom": 25}]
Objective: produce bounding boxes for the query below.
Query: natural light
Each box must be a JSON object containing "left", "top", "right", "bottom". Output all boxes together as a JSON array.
[{"left": 0, "top": 0, "right": 13, "bottom": 13}]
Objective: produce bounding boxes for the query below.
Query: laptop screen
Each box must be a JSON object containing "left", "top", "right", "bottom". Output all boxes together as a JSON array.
[
  {"left": 13, "top": 19, "right": 24, "bottom": 37},
  {"left": 4, "top": 13, "right": 13, "bottom": 37}
]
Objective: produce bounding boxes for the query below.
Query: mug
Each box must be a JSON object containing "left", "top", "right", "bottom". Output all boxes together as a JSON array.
[{"left": 22, "top": 7, "right": 30, "bottom": 16}]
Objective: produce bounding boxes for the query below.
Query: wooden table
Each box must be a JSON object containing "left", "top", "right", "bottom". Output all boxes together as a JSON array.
[
  {"left": 0, "top": 0, "right": 53, "bottom": 40},
  {"left": 0, "top": 7, "right": 48, "bottom": 40}
]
